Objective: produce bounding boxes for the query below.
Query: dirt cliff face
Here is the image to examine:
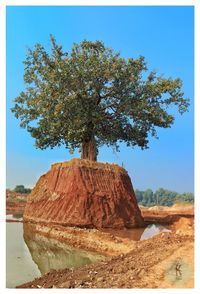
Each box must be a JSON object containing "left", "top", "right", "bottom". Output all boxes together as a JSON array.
[{"left": 24, "top": 159, "right": 144, "bottom": 228}]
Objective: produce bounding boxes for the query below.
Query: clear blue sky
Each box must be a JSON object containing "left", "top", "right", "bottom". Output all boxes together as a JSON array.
[{"left": 6, "top": 6, "right": 194, "bottom": 193}]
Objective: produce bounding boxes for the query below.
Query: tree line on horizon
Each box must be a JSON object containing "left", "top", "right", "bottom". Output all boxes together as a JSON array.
[
  {"left": 9, "top": 185, "right": 194, "bottom": 207},
  {"left": 135, "top": 188, "right": 194, "bottom": 207}
]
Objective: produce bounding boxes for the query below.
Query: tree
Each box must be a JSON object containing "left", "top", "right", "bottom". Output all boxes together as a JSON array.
[
  {"left": 12, "top": 36, "right": 189, "bottom": 161},
  {"left": 13, "top": 185, "right": 31, "bottom": 194},
  {"left": 135, "top": 188, "right": 193, "bottom": 207},
  {"left": 175, "top": 192, "right": 194, "bottom": 204},
  {"left": 143, "top": 189, "right": 155, "bottom": 206},
  {"left": 135, "top": 189, "right": 143, "bottom": 203}
]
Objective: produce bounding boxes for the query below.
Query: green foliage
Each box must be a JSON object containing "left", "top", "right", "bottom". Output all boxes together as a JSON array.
[
  {"left": 175, "top": 192, "right": 194, "bottom": 204},
  {"left": 12, "top": 36, "right": 189, "bottom": 157},
  {"left": 13, "top": 185, "right": 31, "bottom": 194},
  {"left": 135, "top": 188, "right": 194, "bottom": 207},
  {"left": 142, "top": 189, "right": 154, "bottom": 206}
]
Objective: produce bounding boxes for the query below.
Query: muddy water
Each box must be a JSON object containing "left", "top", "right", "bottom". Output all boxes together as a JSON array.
[
  {"left": 101, "top": 227, "right": 145, "bottom": 240},
  {"left": 102, "top": 224, "right": 170, "bottom": 241},
  {"left": 6, "top": 219, "right": 105, "bottom": 288},
  {"left": 6, "top": 214, "right": 23, "bottom": 221},
  {"left": 23, "top": 223, "right": 106, "bottom": 275},
  {"left": 6, "top": 222, "right": 40, "bottom": 288},
  {"left": 141, "top": 224, "right": 171, "bottom": 240}
]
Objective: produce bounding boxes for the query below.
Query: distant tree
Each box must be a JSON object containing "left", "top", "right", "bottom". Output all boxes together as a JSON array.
[
  {"left": 175, "top": 192, "right": 194, "bottom": 204},
  {"left": 143, "top": 189, "right": 155, "bottom": 206},
  {"left": 154, "top": 188, "right": 178, "bottom": 206},
  {"left": 136, "top": 188, "right": 193, "bottom": 207},
  {"left": 159, "top": 195, "right": 173, "bottom": 206},
  {"left": 135, "top": 189, "right": 143, "bottom": 203},
  {"left": 13, "top": 185, "right": 31, "bottom": 194},
  {"left": 12, "top": 36, "right": 189, "bottom": 161},
  {"left": 154, "top": 188, "right": 165, "bottom": 205}
]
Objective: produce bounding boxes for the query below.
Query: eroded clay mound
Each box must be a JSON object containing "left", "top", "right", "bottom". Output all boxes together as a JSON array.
[{"left": 24, "top": 159, "right": 144, "bottom": 228}]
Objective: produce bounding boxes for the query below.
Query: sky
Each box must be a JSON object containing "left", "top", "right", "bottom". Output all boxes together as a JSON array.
[{"left": 6, "top": 5, "right": 194, "bottom": 193}]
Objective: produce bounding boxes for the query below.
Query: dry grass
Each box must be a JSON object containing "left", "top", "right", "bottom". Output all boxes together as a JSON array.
[{"left": 51, "top": 158, "right": 127, "bottom": 174}]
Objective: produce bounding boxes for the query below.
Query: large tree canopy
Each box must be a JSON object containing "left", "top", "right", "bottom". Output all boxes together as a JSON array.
[{"left": 12, "top": 36, "right": 189, "bottom": 161}]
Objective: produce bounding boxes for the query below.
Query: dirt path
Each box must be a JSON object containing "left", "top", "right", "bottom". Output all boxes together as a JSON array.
[{"left": 17, "top": 233, "right": 194, "bottom": 289}]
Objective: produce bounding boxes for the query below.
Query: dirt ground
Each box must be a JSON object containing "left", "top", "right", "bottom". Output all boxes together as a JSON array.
[
  {"left": 141, "top": 204, "right": 194, "bottom": 225},
  {"left": 17, "top": 233, "right": 194, "bottom": 289},
  {"left": 15, "top": 204, "right": 194, "bottom": 289}
]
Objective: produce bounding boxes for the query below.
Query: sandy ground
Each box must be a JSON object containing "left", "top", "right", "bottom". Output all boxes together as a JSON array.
[
  {"left": 140, "top": 204, "right": 194, "bottom": 225},
  {"left": 14, "top": 204, "right": 194, "bottom": 289}
]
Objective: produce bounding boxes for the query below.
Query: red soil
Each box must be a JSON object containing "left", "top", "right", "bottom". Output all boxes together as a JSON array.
[{"left": 23, "top": 159, "right": 144, "bottom": 228}]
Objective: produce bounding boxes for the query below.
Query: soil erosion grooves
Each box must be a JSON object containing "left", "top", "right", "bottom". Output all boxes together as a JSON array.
[{"left": 23, "top": 158, "right": 144, "bottom": 228}]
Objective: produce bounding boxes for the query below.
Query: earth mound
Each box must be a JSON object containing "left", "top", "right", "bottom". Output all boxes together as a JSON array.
[{"left": 23, "top": 158, "right": 144, "bottom": 228}]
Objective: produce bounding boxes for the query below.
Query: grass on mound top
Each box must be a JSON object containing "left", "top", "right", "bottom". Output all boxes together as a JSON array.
[{"left": 51, "top": 158, "right": 127, "bottom": 174}]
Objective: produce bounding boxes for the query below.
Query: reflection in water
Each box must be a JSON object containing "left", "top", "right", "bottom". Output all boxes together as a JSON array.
[
  {"left": 13, "top": 214, "right": 23, "bottom": 219},
  {"left": 23, "top": 223, "right": 106, "bottom": 275},
  {"left": 102, "top": 224, "right": 170, "bottom": 241},
  {"left": 6, "top": 214, "right": 23, "bottom": 221},
  {"left": 6, "top": 223, "right": 40, "bottom": 288},
  {"left": 140, "top": 224, "right": 171, "bottom": 240},
  {"left": 101, "top": 227, "right": 145, "bottom": 241}
]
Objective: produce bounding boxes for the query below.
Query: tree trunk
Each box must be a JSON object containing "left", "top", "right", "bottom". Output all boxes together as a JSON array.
[{"left": 81, "top": 138, "right": 97, "bottom": 161}]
